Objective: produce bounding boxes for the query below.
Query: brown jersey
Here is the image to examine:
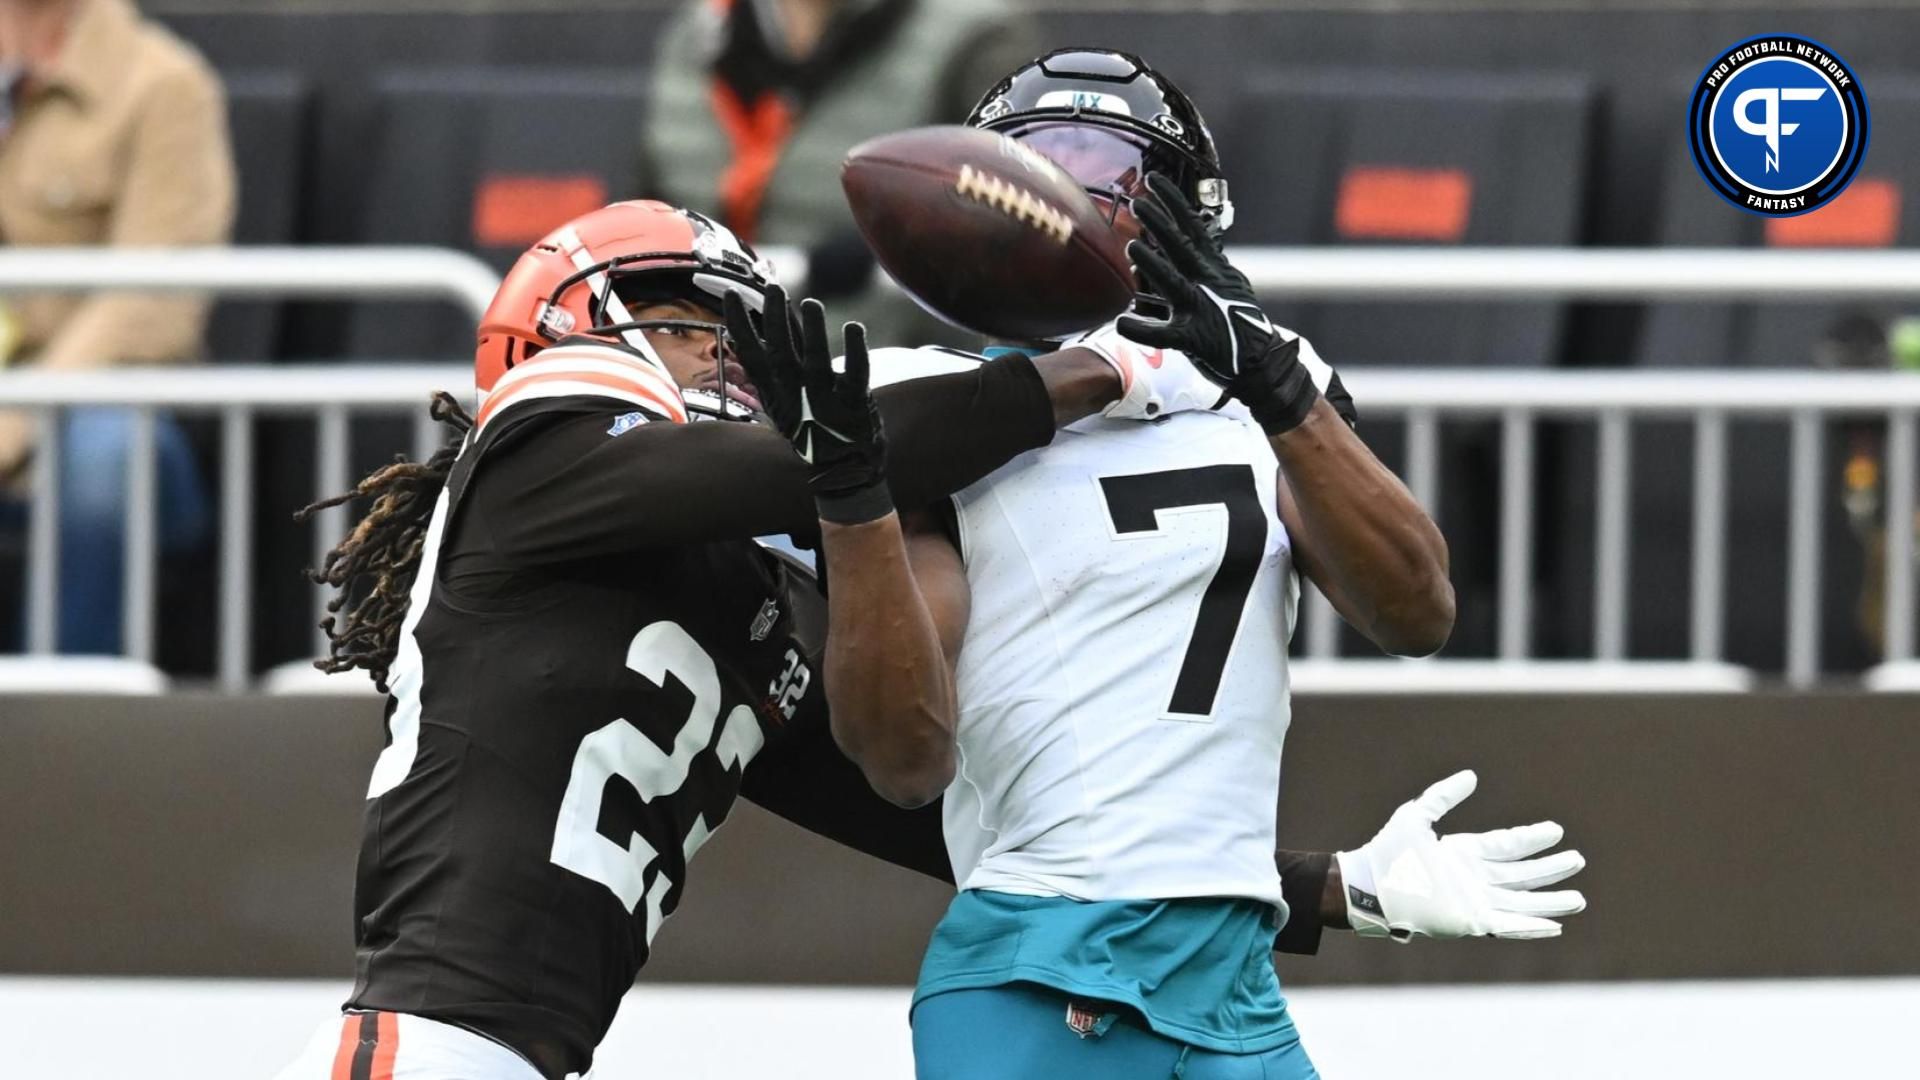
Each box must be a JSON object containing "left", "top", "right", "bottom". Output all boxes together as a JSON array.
[{"left": 344, "top": 353, "right": 1053, "bottom": 1078}]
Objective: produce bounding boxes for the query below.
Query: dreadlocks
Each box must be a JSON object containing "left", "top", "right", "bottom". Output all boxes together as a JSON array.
[{"left": 296, "top": 392, "right": 474, "bottom": 693}]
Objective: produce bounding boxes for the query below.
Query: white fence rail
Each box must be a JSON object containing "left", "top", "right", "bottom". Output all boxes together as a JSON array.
[
  {"left": 0, "top": 247, "right": 501, "bottom": 320},
  {"left": 0, "top": 247, "right": 498, "bottom": 690},
  {"left": 17, "top": 245, "right": 1920, "bottom": 307},
  {"left": 1225, "top": 247, "right": 1920, "bottom": 300},
  {"left": 1, "top": 246, "right": 1916, "bottom": 692}
]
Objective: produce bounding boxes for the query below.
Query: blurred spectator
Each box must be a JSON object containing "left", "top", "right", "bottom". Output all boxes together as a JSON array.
[
  {"left": 640, "top": 0, "right": 1040, "bottom": 344},
  {"left": 1821, "top": 311, "right": 1920, "bottom": 658},
  {"left": 0, "top": 0, "right": 235, "bottom": 654}
]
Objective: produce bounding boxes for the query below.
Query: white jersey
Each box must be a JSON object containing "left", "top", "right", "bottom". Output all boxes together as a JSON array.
[{"left": 933, "top": 366, "right": 1298, "bottom": 908}]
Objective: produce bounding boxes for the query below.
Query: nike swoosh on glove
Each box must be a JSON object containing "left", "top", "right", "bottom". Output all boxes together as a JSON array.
[
  {"left": 1335, "top": 770, "right": 1587, "bottom": 942},
  {"left": 1117, "top": 173, "right": 1357, "bottom": 434},
  {"left": 726, "top": 284, "right": 892, "bottom": 525},
  {"left": 1060, "top": 321, "right": 1230, "bottom": 420}
]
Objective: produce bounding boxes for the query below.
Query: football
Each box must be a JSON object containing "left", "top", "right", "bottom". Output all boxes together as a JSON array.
[{"left": 842, "top": 125, "right": 1134, "bottom": 342}]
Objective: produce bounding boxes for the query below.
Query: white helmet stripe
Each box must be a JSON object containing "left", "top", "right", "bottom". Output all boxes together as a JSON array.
[{"left": 554, "top": 224, "right": 673, "bottom": 376}]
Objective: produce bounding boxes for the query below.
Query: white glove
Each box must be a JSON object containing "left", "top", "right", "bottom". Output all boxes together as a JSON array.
[
  {"left": 1060, "top": 322, "right": 1231, "bottom": 421},
  {"left": 1334, "top": 770, "right": 1586, "bottom": 942}
]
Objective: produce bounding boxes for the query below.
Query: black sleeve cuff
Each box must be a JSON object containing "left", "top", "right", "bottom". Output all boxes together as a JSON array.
[
  {"left": 815, "top": 482, "right": 896, "bottom": 526},
  {"left": 873, "top": 353, "right": 1054, "bottom": 510},
  {"left": 1274, "top": 850, "right": 1333, "bottom": 956}
]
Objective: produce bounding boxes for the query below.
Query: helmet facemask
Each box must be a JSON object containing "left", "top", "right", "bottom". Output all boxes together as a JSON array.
[{"left": 540, "top": 230, "right": 774, "bottom": 421}]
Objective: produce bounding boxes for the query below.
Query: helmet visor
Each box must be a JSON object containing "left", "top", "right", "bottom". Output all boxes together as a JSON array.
[{"left": 1001, "top": 121, "right": 1163, "bottom": 205}]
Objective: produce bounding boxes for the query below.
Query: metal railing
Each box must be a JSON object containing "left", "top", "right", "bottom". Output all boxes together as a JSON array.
[
  {"left": 1224, "top": 247, "right": 1920, "bottom": 300},
  {"left": 0, "top": 247, "right": 496, "bottom": 691},
  {"left": 1, "top": 245, "right": 1916, "bottom": 692},
  {"left": 0, "top": 365, "right": 460, "bottom": 690},
  {"left": 0, "top": 247, "right": 501, "bottom": 318},
  {"left": 1315, "top": 369, "right": 1920, "bottom": 689}
]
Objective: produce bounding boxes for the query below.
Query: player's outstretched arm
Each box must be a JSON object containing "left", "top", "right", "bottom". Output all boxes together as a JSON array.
[
  {"left": 1271, "top": 772, "right": 1587, "bottom": 954},
  {"left": 1119, "top": 173, "right": 1453, "bottom": 655},
  {"left": 486, "top": 289, "right": 1126, "bottom": 564},
  {"left": 730, "top": 292, "right": 960, "bottom": 808},
  {"left": 1274, "top": 449, "right": 1453, "bottom": 657},
  {"left": 1334, "top": 770, "right": 1587, "bottom": 942}
]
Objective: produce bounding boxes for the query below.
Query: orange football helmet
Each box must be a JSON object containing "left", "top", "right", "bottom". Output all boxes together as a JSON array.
[{"left": 474, "top": 200, "right": 772, "bottom": 396}]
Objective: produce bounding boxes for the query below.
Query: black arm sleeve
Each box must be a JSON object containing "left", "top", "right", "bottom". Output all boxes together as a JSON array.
[
  {"left": 738, "top": 707, "right": 955, "bottom": 884},
  {"left": 1274, "top": 849, "right": 1332, "bottom": 956},
  {"left": 490, "top": 355, "right": 1054, "bottom": 563}
]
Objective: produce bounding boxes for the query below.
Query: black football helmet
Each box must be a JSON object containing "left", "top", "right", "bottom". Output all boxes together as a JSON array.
[{"left": 966, "top": 48, "right": 1233, "bottom": 234}]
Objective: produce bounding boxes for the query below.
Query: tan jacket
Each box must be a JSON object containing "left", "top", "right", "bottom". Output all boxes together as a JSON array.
[{"left": 0, "top": 0, "right": 235, "bottom": 373}]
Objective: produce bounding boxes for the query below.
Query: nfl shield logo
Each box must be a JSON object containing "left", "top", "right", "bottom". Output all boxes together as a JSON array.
[
  {"left": 749, "top": 599, "right": 780, "bottom": 643},
  {"left": 1064, "top": 1001, "right": 1101, "bottom": 1038}
]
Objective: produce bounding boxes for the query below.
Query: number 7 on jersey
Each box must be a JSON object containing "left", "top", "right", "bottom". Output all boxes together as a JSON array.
[{"left": 1100, "top": 464, "right": 1269, "bottom": 719}]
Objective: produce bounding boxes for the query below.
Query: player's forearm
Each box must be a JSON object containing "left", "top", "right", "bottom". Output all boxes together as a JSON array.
[
  {"left": 1273, "top": 400, "right": 1454, "bottom": 656},
  {"left": 878, "top": 351, "right": 1113, "bottom": 514},
  {"left": 1320, "top": 856, "right": 1353, "bottom": 930},
  {"left": 1033, "top": 346, "right": 1124, "bottom": 427},
  {"left": 820, "top": 513, "right": 959, "bottom": 809},
  {"left": 497, "top": 355, "right": 1105, "bottom": 561}
]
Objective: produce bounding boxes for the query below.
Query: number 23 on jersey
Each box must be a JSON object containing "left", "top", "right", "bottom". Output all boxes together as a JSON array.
[{"left": 549, "top": 621, "right": 768, "bottom": 944}]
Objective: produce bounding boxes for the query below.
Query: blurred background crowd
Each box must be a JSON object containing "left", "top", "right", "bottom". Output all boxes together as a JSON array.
[{"left": 0, "top": 0, "right": 1916, "bottom": 679}]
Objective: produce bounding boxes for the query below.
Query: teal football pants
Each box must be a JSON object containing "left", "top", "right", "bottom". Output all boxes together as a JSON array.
[{"left": 912, "top": 984, "right": 1320, "bottom": 1080}]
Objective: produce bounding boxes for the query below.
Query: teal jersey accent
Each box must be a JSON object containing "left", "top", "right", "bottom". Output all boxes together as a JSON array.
[
  {"left": 912, "top": 891, "right": 1297, "bottom": 1054},
  {"left": 981, "top": 345, "right": 1045, "bottom": 359}
]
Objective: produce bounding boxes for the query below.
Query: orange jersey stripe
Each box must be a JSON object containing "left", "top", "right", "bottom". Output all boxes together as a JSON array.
[
  {"left": 478, "top": 369, "right": 685, "bottom": 428},
  {"left": 484, "top": 344, "right": 686, "bottom": 421},
  {"left": 370, "top": 1012, "right": 399, "bottom": 1080}
]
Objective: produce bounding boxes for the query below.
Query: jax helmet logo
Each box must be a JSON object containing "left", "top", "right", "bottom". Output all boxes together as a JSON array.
[{"left": 1688, "top": 34, "right": 1869, "bottom": 217}]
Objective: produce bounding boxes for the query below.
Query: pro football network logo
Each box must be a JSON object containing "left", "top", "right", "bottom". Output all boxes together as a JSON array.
[{"left": 1688, "top": 34, "right": 1869, "bottom": 217}]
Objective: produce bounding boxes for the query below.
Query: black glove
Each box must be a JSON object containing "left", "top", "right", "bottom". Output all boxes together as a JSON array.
[
  {"left": 1118, "top": 173, "right": 1355, "bottom": 435},
  {"left": 725, "top": 284, "right": 892, "bottom": 525}
]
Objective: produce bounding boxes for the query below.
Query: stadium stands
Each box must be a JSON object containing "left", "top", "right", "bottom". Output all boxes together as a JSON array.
[
  {"left": 1579, "top": 81, "right": 1920, "bottom": 669},
  {"left": 208, "top": 71, "right": 312, "bottom": 364},
  {"left": 1226, "top": 68, "right": 1593, "bottom": 369},
  {"left": 1640, "top": 83, "right": 1920, "bottom": 371},
  {"left": 342, "top": 67, "right": 650, "bottom": 361},
  {"left": 1213, "top": 68, "right": 1594, "bottom": 656}
]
